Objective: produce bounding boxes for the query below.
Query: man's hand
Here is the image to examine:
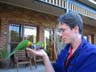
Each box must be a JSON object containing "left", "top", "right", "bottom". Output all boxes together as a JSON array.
[
  {"left": 26, "top": 48, "right": 47, "bottom": 57},
  {"left": 26, "top": 48, "right": 55, "bottom": 72}
]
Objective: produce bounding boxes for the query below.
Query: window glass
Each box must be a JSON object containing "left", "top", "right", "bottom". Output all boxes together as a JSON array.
[
  {"left": 24, "top": 26, "right": 37, "bottom": 43},
  {"left": 9, "top": 24, "right": 22, "bottom": 42},
  {"left": 9, "top": 24, "right": 22, "bottom": 52}
]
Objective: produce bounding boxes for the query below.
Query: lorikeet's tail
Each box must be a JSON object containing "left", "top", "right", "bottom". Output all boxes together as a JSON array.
[{"left": 7, "top": 50, "right": 16, "bottom": 58}]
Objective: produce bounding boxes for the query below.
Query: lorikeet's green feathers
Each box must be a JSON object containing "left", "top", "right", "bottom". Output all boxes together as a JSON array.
[
  {"left": 15, "top": 40, "right": 30, "bottom": 50},
  {"left": 36, "top": 41, "right": 44, "bottom": 49},
  {"left": 8, "top": 40, "right": 32, "bottom": 58}
]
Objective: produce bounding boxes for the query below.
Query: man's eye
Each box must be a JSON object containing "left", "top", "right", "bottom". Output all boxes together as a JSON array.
[{"left": 58, "top": 29, "right": 65, "bottom": 33}]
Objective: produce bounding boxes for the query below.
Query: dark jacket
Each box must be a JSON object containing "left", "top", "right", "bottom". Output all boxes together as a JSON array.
[{"left": 53, "top": 37, "right": 96, "bottom": 72}]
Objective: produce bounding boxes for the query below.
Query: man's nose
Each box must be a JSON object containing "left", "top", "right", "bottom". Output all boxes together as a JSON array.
[{"left": 57, "top": 32, "right": 63, "bottom": 38}]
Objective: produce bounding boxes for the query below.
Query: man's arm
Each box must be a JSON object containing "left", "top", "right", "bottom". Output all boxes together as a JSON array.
[
  {"left": 26, "top": 48, "right": 55, "bottom": 72},
  {"left": 43, "top": 54, "right": 55, "bottom": 72}
]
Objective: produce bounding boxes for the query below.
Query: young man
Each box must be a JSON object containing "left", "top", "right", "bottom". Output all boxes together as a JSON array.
[{"left": 26, "top": 12, "right": 96, "bottom": 72}]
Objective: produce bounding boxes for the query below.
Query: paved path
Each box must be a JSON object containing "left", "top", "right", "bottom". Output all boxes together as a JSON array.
[{"left": 0, "top": 64, "right": 45, "bottom": 72}]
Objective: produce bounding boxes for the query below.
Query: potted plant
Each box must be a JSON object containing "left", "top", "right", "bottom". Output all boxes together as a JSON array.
[
  {"left": 0, "top": 48, "right": 8, "bottom": 59},
  {"left": 0, "top": 48, "right": 9, "bottom": 68}
]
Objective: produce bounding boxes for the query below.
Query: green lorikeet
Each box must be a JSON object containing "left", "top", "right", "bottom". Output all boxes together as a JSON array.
[
  {"left": 36, "top": 41, "right": 44, "bottom": 49},
  {"left": 8, "top": 40, "right": 32, "bottom": 58}
]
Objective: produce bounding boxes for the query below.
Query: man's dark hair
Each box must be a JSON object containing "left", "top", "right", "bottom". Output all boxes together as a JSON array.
[{"left": 57, "top": 11, "right": 83, "bottom": 34}]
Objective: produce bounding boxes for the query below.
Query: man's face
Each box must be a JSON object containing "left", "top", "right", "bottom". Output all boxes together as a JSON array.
[{"left": 57, "top": 22, "right": 77, "bottom": 44}]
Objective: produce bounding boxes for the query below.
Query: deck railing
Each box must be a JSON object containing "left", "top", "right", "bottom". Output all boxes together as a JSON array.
[{"left": 39, "top": 0, "right": 96, "bottom": 19}]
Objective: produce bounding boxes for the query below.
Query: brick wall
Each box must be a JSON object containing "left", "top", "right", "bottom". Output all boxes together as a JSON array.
[
  {"left": 0, "top": 18, "right": 9, "bottom": 50},
  {"left": 0, "top": 2, "right": 57, "bottom": 28}
]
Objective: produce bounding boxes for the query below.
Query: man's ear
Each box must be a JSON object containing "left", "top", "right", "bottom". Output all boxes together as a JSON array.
[{"left": 72, "top": 26, "right": 79, "bottom": 33}]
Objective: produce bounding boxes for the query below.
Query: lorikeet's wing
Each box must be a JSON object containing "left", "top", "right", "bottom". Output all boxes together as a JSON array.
[
  {"left": 15, "top": 40, "right": 30, "bottom": 50},
  {"left": 8, "top": 40, "right": 32, "bottom": 58}
]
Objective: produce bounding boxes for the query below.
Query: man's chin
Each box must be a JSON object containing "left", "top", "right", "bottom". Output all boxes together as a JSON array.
[{"left": 63, "top": 41, "right": 69, "bottom": 44}]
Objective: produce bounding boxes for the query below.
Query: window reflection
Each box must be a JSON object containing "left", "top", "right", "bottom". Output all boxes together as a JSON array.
[
  {"left": 9, "top": 24, "right": 22, "bottom": 42},
  {"left": 9, "top": 24, "right": 22, "bottom": 52},
  {"left": 24, "top": 26, "right": 37, "bottom": 43}
]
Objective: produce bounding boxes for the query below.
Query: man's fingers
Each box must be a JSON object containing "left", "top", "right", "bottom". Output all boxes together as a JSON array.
[
  {"left": 26, "top": 48, "right": 37, "bottom": 55},
  {"left": 26, "top": 48, "right": 47, "bottom": 57}
]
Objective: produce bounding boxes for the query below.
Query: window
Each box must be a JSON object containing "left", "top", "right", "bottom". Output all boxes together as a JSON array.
[
  {"left": 24, "top": 26, "right": 37, "bottom": 43},
  {"left": 9, "top": 24, "right": 22, "bottom": 52},
  {"left": 44, "top": 28, "right": 55, "bottom": 60},
  {"left": 9, "top": 24, "right": 37, "bottom": 52},
  {"left": 9, "top": 24, "right": 22, "bottom": 42},
  {"left": 44, "top": 29, "right": 50, "bottom": 49},
  {"left": 84, "top": 35, "right": 94, "bottom": 44}
]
